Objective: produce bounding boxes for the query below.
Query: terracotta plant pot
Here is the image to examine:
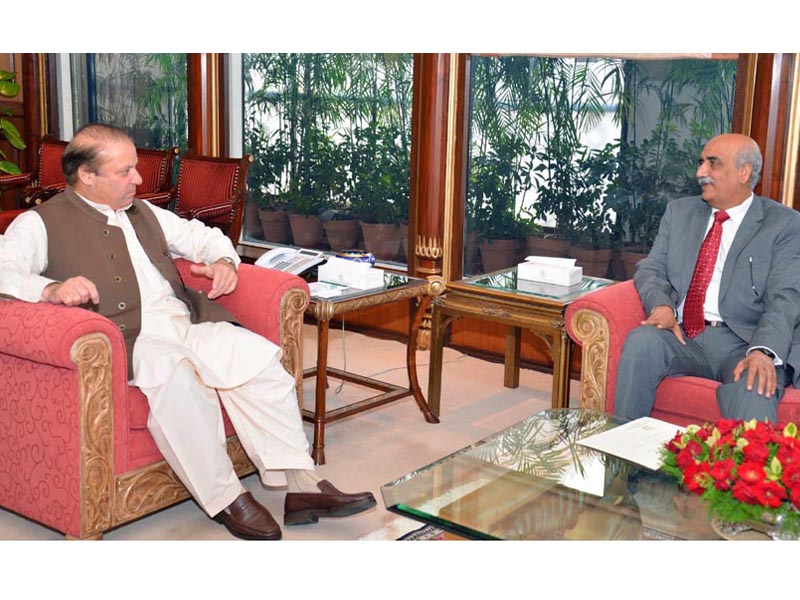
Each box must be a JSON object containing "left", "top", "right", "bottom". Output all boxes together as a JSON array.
[
  {"left": 289, "top": 213, "right": 323, "bottom": 248},
  {"left": 464, "top": 229, "right": 480, "bottom": 274},
  {"left": 526, "top": 235, "right": 570, "bottom": 258},
  {"left": 360, "top": 222, "right": 401, "bottom": 261},
  {"left": 323, "top": 218, "right": 360, "bottom": 252},
  {"left": 258, "top": 208, "right": 290, "bottom": 244},
  {"left": 399, "top": 222, "right": 409, "bottom": 262},
  {"left": 244, "top": 201, "right": 264, "bottom": 240},
  {"left": 479, "top": 238, "right": 521, "bottom": 273},
  {"left": 620, "top": 247, "right": 648, "bottom": 280},
  {"left": 569, "top": 246, "right": 613, "bottom": 278}
]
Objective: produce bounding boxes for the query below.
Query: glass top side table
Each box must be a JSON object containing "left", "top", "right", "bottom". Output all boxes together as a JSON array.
[
  {"left": 427, "top": 267, "right": 614, "bottom": 418},
  {"left": 304, "top": 270, "right": 445, "bottom": 464}
]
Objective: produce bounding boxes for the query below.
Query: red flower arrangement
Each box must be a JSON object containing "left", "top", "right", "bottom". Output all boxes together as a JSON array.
[{"left": 661, "top": 418, "right": 800, "bottom": 536}]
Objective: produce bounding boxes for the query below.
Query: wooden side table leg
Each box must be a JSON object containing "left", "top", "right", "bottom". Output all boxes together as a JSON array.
[
  {"left": 408, "top": 296, "right": 439, "bottom": 423},
  {"left": 504, "top": 326, "right": 521, "bottom": 389},
  {"left": 312, "top": 319, "right": 330, "bottom": 465},
  {"left": 550, "top": 329, "right": 572, "bottom": 409},
  {"left": 427, "top": 303, "right": 448, "bottom": 418}
]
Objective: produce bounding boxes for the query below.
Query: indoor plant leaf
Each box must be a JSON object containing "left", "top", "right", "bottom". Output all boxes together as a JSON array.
[
  {"left": 0, "top": 119, "right": 26, "bottom": 149},
  {"left": 0, "top": 160, "right": 22, "bottom": 175}
]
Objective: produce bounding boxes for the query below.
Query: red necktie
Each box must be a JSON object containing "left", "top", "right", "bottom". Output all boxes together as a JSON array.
[{"left": 682, "top": 210, "right": 730, "bottom": 339}]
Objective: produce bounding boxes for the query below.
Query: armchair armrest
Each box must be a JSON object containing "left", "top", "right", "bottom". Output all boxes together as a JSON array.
[
  {"left": 0, "top": 299, "right": 130, "bottom": 538},
  {"left": 22, "top": 183, "right": 66, "bottom": 207},
  {"left": 0, "top": 298, "right": 128, "bottom": 371},
  {"left": 565, "top": 280, "right": 645, "bottom": 413},
  {"left": 188, "top": 200, "right": 236, "bottom": 222},
  {"left": 0, "top": 172, "right": 32, "bottom": 189},
  {"left": 136, "top": 190, "right": 172, "bottom": 209}
]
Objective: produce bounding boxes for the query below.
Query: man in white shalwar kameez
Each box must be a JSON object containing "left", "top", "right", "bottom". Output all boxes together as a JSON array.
[{"left": 0, "top": 124, "right": 375, "bottom": 540}]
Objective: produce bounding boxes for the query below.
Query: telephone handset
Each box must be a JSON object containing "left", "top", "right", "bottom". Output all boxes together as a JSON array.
[{"left": 255, "top": 247, "right": 326, "bottom": 275}]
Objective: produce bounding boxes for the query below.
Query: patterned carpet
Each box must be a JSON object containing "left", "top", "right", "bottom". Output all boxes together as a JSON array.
[{"left": 359, "top": 516, "right": 444, "bottom": 540}]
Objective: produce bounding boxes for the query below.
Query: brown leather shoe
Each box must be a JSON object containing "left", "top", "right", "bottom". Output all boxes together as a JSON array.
[
  {"left": 283, "top": 480, "right": 377, "bottom": 525},
  {"left": 214, "top": 492, "right": 282, "bottom": 540}
]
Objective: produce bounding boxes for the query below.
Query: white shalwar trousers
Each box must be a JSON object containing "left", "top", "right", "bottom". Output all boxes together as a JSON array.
[{"left": 137, "top": 322, "right": 314, "bottom": 517}]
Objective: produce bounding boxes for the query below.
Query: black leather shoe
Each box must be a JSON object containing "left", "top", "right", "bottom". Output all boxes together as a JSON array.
[
  {"left": 283, "top": 480, "right": 377, "bottom": 525},
  {"left": 214, "top": 491, "right": 282, "bottom": 540}
]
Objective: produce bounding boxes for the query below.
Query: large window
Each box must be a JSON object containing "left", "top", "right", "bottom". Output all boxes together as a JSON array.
[
  {"left": 241, "top": 53, "right": 413, "bottom": 264},
  {"left": 70, "top": 54, "right": 188, "bottom": 150},
  {"left": 465, "top": 55, "right": 738, "bottom": 278}
]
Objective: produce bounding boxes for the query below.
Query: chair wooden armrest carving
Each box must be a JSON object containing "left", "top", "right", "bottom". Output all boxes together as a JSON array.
[
  {"left": 0, "top": 172, "right": 32, "bottom": 189},
  {"left": 0, "top": 260, "right": 309, "bottom": 539}
]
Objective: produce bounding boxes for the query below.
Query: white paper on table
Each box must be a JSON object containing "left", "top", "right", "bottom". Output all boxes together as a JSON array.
[{"left": 576, "top": 417, "right": 685, "bottom": 471}]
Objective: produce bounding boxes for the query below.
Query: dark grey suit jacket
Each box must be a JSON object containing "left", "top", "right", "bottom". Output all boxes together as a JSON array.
[{"left": 634, "top": 194, "right": 800, "bottom": 384}]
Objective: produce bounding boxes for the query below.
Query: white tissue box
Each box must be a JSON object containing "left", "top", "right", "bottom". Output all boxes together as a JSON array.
[
  {"left": 517, "top": 260, "right": 583, "bottom": 287},
  {"left": 317, "top": 257, "right": 385, "bottom": 290}
]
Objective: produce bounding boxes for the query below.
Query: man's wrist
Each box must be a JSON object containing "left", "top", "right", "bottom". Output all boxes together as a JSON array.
[{"left": 216, "top": 256, "right": 237, "bottom": 270}]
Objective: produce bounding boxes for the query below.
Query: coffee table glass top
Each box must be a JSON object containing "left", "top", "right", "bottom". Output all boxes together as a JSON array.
[
  {"left": 381, "top": 409, "right": 719, "bottom": 540},
  {"left": 464, "top": 267, "right": 613, "bottom": 302}
]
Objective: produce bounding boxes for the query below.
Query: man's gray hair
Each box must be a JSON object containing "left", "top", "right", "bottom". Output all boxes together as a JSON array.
[
  {"left": 736, "top": 139, "right": 763, "bottom": 189},
  {"left": 61, "top": 124, "right": 133, "bottom": 185}
]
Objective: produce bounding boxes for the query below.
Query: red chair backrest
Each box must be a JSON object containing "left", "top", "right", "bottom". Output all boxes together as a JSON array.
[
  {"left": 36, "top": 139, "right": 69, "bottom": 188},
  {"left": 135, "top": 146, "right": 178, "bottom": 195},
  {"left": 174, "top": 155, "right": 245, "bottom": 213}
]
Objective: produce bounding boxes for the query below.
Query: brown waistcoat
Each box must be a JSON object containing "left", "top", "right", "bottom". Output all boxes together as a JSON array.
[{"left": 34, "top": 188, "right": 237, "bottom": 379}]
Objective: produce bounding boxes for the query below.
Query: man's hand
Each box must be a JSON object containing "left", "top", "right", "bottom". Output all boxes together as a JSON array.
[
  {"left": 42, "top": 276, "right": 100, "bottom": 306},
  {"left": 642, "top": 305, "right": 686, "bottom": 345},
  {"left": 191, "top": 259, "right": 238, "bottom": 299},
  {"left": 733, "top": 350, "right": 777, "bottom": 397}
]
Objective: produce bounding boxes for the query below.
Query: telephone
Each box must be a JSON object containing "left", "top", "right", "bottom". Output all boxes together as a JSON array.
[{"left": 255, "top": 247, "right": 326, "bottom": 275}]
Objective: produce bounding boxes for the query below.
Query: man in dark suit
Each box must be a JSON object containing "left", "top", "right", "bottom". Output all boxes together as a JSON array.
[{"left": 615, "top": 133, "right": 800, "bottom": 422}]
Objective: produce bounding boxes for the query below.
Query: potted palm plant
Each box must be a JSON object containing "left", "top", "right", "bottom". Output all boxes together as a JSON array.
[
  {"left": 286, "top": 127, "right": 345, "bottom": 248},
  {"left": 609, "top": 136, "right": 697, "bottom": 279},
  {"left": 347, "top": 124, "right": 408, "bottom": 261},
  {"left": 566, "top": 143, "right": 618, "bottom": 277}
]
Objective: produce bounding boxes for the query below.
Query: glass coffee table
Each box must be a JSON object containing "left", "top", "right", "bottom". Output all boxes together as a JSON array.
[{"left": 381, "top": 409, "right": 720, "bottom": 540}]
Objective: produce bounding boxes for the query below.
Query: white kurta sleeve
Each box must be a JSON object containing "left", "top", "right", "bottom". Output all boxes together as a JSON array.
[
  {"left": 0, "top": 210, "right": 58, "bottom": 302},
  {"left": 144, "top": 201, "right": 241, "bottom": 268}
]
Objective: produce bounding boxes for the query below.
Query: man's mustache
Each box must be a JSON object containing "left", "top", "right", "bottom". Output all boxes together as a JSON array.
[{"left": 697, "top": 176, "right": 715, "bottom": 186}]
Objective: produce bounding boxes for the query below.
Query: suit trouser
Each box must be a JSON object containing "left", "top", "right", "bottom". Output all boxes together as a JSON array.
[
  {"left": 614, "top": 324, "right": 788, "bottom": 423},
  {"left": 141, "top": 351, "right": 314, "bottom": 517}
]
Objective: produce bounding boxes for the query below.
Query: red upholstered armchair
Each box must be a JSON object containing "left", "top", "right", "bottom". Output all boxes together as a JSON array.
[
  {"left": 133, "top": 145, "right": 179, "bottom": 208},
  {"left": 0, "top": 261, "right": 309, "bottom": 539},
  {"left": 565, "top": 280, "right": 800, "bottom": 426},
  {"left": 171, "top": 152, "right": 252, "bottom": 245}
]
